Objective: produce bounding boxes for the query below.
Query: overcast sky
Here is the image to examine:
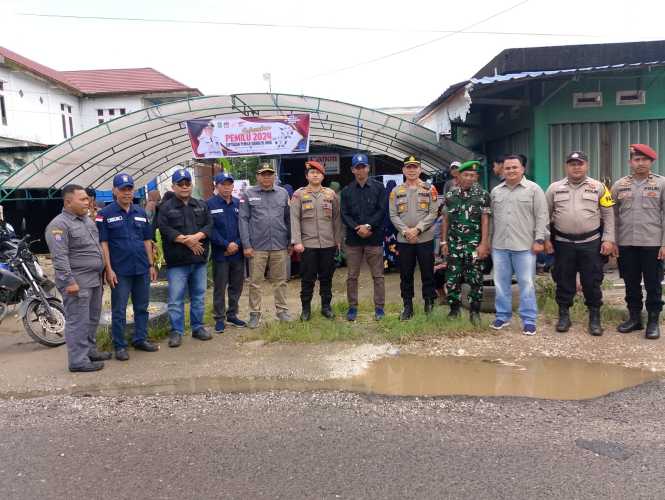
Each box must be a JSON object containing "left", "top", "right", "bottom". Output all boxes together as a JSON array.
[{"left": 3, "top": 0, "right": 665, "bottom": 109}]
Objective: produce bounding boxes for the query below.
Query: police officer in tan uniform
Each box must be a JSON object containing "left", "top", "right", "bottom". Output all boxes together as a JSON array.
[
  {"left": 545, "top": 151, "right": 616, "bottom": 336},
  {"left": 291, "top": 160, "right": 342, "bottom": 321},
  {"left": 389, "top": 155, "right": 439, "bottom": 320},
  {"left": 611, "top": 143, "right": 665, "bottom": 340}
]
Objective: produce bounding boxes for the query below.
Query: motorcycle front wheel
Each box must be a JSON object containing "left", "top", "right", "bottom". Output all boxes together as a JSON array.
[{"left": 23, "top": 298, "right": 66, "bottom": 347}]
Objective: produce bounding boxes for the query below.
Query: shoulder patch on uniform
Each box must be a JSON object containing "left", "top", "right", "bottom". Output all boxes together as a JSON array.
[{"left": 430, "top": 185, "right": 438, "bottom": 197}]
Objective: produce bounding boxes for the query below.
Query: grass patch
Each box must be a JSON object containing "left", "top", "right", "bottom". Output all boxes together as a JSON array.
[
  {"left": 241, "top": 301, "right": 490, "bottom": 345},
  {"left": 96, "top": 321, "right": 171, "bottom": 351},
  {"left": 536, "top": 276, "right": 626, "bottom": 324}
]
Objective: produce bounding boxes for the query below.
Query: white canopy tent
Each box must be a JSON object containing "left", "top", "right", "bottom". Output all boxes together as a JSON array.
[{"left": 0, "top": 93, "right": 472, "bottom": 200}]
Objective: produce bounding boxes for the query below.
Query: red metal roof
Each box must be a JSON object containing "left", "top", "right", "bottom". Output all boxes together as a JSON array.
[
  {"left": 0, "top": 46, "right": 200, "bottom": 96},
  {"left": 61, "top": 68, "right": 199, "bottom": 95},
  {"left": 0, "top": 46, "right": 79, "bottom": 94}
]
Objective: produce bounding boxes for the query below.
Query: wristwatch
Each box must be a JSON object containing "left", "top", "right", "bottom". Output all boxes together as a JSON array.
[
  {"left": 535, "top": 239, "right": 545, "bottom": 245},
  {"left": 364, "top": 224, "right": 371, "bottom": 230}
]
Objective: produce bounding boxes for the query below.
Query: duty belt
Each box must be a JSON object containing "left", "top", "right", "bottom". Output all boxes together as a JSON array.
[{"left": 552, "top": 226, "right": 601, "bottom": 241}]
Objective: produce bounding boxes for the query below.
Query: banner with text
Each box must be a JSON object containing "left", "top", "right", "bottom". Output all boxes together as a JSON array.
[
  {"left": 186, "top": 114, "right": 310, "bottom": 159},
  {"left": 307, "top": 153, "right": 340, "bottom": 175}
]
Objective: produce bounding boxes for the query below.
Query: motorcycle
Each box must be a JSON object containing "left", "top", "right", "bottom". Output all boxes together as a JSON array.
[{"left": 0, "top": 233, "right": 66, "bottom": 347}]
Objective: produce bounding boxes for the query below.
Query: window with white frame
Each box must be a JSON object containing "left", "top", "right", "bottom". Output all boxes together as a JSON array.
[
  {"left": 96, "top": 108, "right": 127, "bottom": 124},
  {"left": 61, "top": 103, "right": 73, "bottom": 139},
  {"left": 0, "top": 81, "right": 7, "bottom": 126}
]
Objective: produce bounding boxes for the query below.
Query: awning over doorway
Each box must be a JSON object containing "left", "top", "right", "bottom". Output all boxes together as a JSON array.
[{"left": 0, "top": 93, "right": 472, "bottom": 197}]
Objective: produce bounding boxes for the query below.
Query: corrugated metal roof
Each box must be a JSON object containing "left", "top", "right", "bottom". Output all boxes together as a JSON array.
[
  {"left": 0, "top": 46, "right": 80, "bottom": 94},
  {"left": 470, "top": 61, "right": 665, "bottom": 86},
  {"left": 416, "top": 60, "right": 665, "bottom": 123},
  {"left": 0, "top": 46, "right": 200, "bottom": 96},
  {"left": 61, "top": 68, "right": 198, "bottom": 95}
]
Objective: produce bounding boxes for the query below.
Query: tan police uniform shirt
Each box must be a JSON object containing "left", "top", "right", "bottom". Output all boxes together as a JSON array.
[
  {"left": 388, "top": 181, "right": 439, "bottom": 244},
  {"left": 611, "top": 173, "right": 665, "bottom": 247},
  {"left": 545, "top": 176, "right": 615, "bottom": 244},
  {"left": 290, "top": 186, "right": 342, "bottom": 248}
]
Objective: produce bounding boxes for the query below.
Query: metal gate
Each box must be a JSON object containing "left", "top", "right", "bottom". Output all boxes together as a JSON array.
[{"left": 550, "top": 120, "right": 665, "bottom": 185}]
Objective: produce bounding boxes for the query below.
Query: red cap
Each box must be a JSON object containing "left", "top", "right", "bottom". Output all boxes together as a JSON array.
[
  {"left": 305, "top": 160, "right": 325, "bottom": 175},
  {"left": 630, "top": 143, "right": 657, "bottom": 160}
]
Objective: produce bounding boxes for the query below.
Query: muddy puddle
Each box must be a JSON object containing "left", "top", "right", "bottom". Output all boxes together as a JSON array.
[{"left": 62, "top": 356, "right": 661, "bottom": 401}]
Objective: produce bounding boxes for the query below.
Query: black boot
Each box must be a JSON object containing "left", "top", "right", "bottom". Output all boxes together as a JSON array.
[
  {"left": 424, "top": 298, "right": 435, "bottom": 315},
  {"left": 321, "top": 302, "right": 335, "bottom": 319},
  {"left": 617, "top": 310, "right": 643, "bottom": 333},
  {"left": 300, "top": 302, "right": 311, "bottom": 321},
  {"left": 400, "top": 301, "right": 414, "bottom": 321},
  {"left": 556, "top": 306, "right": 572, "bottom": 333},
  {"left": 448, "top": 303, "right": 461, "bottom": 319},
  {"left": 645, "top": 311, "right": 661, "bottom": 340},
  {"left": 469, "top": 302, "right": 481, "bottom": 326},
  {"left": 588, "top": 307, "right": 603, "bottom": 336}
]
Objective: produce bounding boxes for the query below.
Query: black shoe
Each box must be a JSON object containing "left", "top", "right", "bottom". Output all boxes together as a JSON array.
[
  {"left": 115, "top": 349, "right": 129, "bottom": 361},
  {"left": 300, "top": 303, "right": 311, "bottom": 322},
  {"left": 448, "top": 303, "right": 461, "bottom": 319},
  {"left": 424, "top": 299, "right": 434, "bottom": 315},
  {"left": 89, "top": 350, "right": 112, "bottom": 362},
  {"left": 617, "top": 311, "right": 643, "bottom": 333},
  {"left": 69, "top": 361, "right": 104, "bottom": 372},
  {"left": 645, "top": 311, "right": 661, "bottom": 340},
  {"left": 400, "top": 301, "right": 414, "bottom": 321},
  {"left": 469, "top": 303, "right": 481, "bottom": 326},
  {"left": 192, "top": 328, "right": 212, "bottom": 341},
  {"left": 133, "top": 340, "right": 159, "bottom": 352},
  {"left": 321, "top": 303, "right": 335, "bottom": 319},
  {"left": 226, "top": 316, "right": 246, "bottom": 328},
  {"left": 556, "top": 306, "right": 572, "bottom": 333},
  {"left": 168, "top": 332, "right": 182, "bottom": 348},
  {"left": 588, "top": 307, "right": 603, "bottom": 336}
]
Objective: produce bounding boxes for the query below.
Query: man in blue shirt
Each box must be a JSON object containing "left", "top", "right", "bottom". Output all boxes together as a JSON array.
[
  {"left": 207, "top": 173, "right": 246, "bottom": 333},
  {"left": 97, "top": 173, "right": 159, "bottom": 361}
]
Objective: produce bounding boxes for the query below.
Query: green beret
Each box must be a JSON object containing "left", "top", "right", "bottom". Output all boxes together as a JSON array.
[{"left": 458, "top": 160, "right": 481, "bottom": 173}]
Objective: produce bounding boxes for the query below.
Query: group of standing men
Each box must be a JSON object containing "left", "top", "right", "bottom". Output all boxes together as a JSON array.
[
  {"left": 45, "top": 144, "right": 663, "bottom": 371},
  {"left": 442, "top": 143, "right": 664, "bottom": 340}
]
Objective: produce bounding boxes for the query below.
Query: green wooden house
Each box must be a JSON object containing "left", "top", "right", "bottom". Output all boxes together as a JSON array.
[{"left": 416, "top": 40, "right": 665, "bottom": 189}]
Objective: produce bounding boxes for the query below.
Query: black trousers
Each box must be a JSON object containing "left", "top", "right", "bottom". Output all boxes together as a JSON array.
[
  {"left": 397, "top": 241, "right": 436, "bottom": 301},
  {"left": 618, "top": 246, "right": 664, "bottom": 313},
  {"left": 552, "top": 239, "right": 604, "bottom": 308},
  {"left": 212, "top": 258, "right": 245, "bottom": 321},
  {"left": 300, "top": 247, "right": 337, "bottom": 305}
]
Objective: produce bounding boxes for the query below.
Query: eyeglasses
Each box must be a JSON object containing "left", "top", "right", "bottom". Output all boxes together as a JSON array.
[{"left": 176, "top": 181, "right": 192, "bottom": 187}]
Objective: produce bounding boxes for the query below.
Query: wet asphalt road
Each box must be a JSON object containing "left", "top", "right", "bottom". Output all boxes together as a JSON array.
[{"left": 1, "top": 381, "right": 665, "bottom": 500}]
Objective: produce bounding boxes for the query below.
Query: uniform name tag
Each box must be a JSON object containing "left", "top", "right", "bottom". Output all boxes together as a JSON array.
[
  {"left": 248, "top": 197, "right": 261, "bottom": 202},
  {"left": 210, "top": 208, "right": 224, "bottom": 214},
  {"left": 134, "top": 216, "right": 147, "bottom": 222},
  {"left": 107, "top": 216, "right": 123, "bottom": 223}
]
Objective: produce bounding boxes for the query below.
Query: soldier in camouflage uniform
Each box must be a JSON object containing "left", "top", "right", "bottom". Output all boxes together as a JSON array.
[{"left": 440, "top": 161, "right": 491, "bottom": 325}]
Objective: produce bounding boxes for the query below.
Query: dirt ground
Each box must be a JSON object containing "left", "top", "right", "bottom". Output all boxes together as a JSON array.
[{"left": 0, "top": 261, "right": 664, "bottom": 398}]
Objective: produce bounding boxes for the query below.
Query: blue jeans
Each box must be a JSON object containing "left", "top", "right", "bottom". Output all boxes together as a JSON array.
[
  {"left": 167, "top": 263, "right": 207, "bottom": 335},
  {"left": 111, "top": 273, "right": 150, "bottom": 350},
  {"left": 492, "top": 249, "right": 537, "bottom": 325}
]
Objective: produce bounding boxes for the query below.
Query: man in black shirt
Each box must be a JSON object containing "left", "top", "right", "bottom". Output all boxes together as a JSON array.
[
  {"left": 340, "top": 153, "right": 386, "bottom": 321},
  {"left": 157, "top": 169, "right": 213, "bottom": 347}
]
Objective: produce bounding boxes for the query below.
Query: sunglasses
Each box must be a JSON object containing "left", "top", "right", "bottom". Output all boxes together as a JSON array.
[{"left": 176, "top": 180, "right": 192, "bottom": 187}]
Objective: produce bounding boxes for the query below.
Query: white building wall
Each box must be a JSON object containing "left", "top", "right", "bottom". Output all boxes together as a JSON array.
[
  {"left": 79, "top": 95, "right": 144, "bottom": 131},
  {"left": 0, "top": 67, "right": 79, "bottom": 145}
]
